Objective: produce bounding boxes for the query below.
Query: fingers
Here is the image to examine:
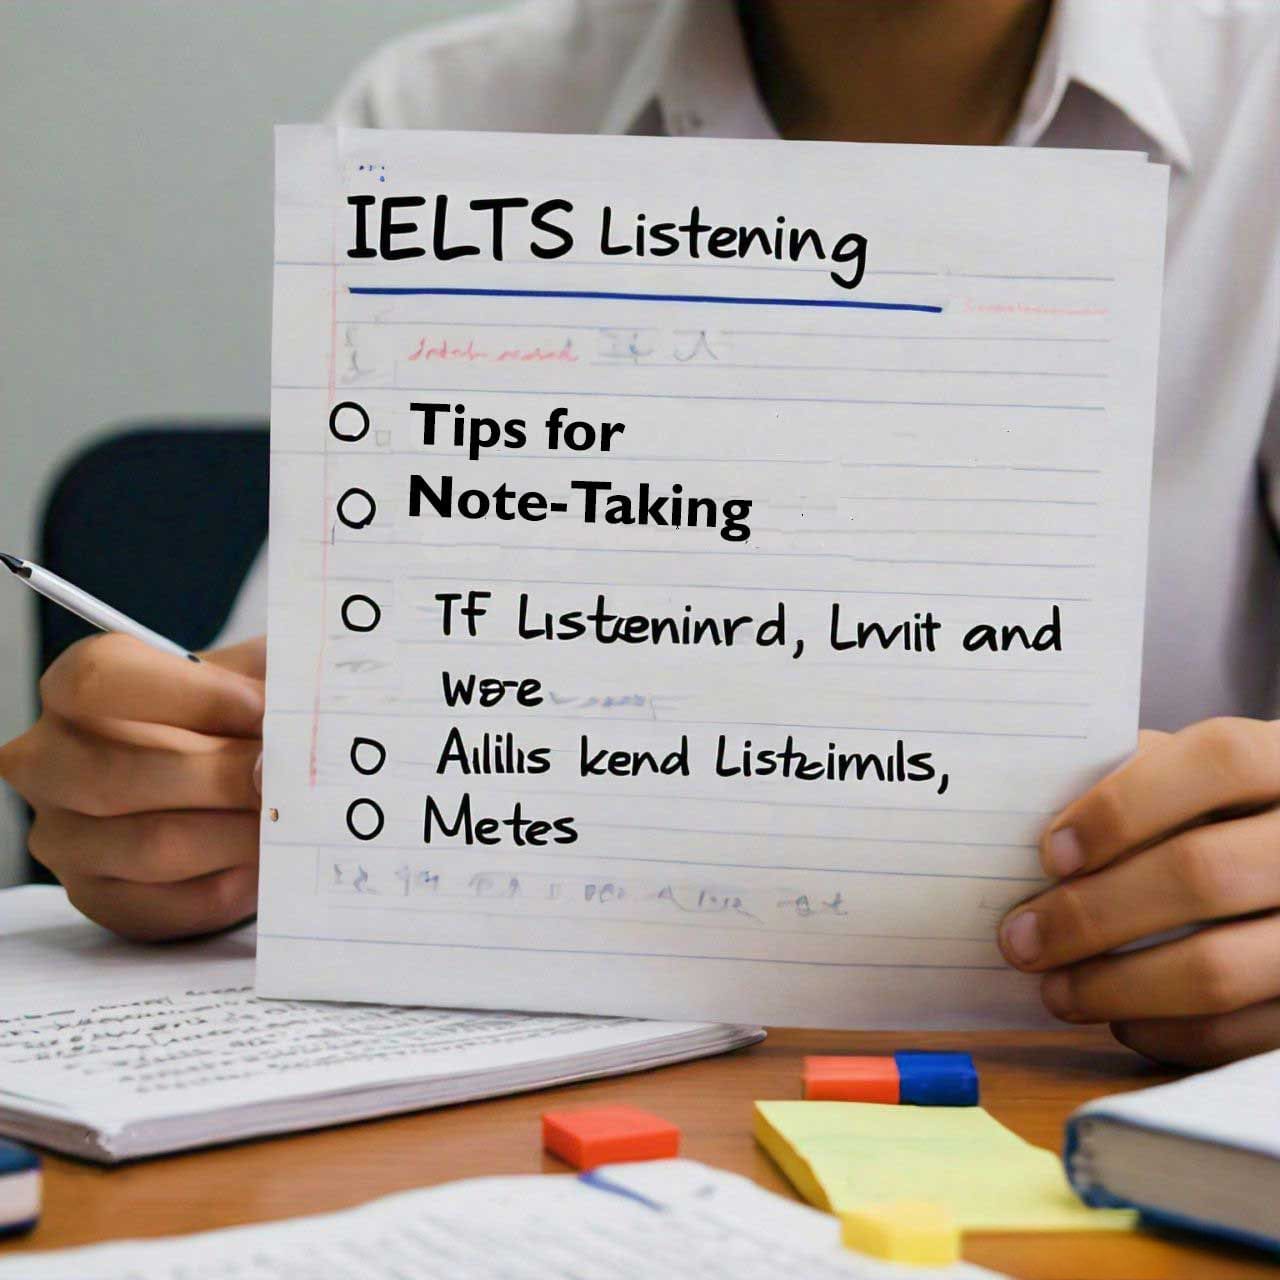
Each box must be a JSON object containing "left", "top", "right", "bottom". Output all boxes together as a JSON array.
[
  {"left": 1035, "top": 913, "right": 1280, "bottom": 1024},
  {"left": 29, "top": 808, "right": 259, "bottom": 884},
  {"left": 1000, "top": 808, "right": 1280, "bottom": 971},
  {"left": 1112, "top": 1001, "right": 1280, "bottom": 1068},
  {"left": 62, "top": 863, "right": 258, "bottom": 943},
  {"left": 1014, "top": 719, "right": 1280, "bottom": 1049},
  {"left": 0, "top": 629, "right": 268, "bottom": 945},
  {"left": 202, "top": 634, "right": 266, "bottom": 681},
  {"left": 40, "top": 633, "right": 263, "bottom": 738},
  {"left": 1, "top": 718, "right": 259, "bottom": 816},
  {"left": 1040, "top": 718, "right": 1280, "bottom": 877}
]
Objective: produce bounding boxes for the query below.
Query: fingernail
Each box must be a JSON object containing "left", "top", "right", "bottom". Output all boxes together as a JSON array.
[
  {"left": 253, "top": 752, "right": 263, "bottom": 796},
  {"left": 1044, "top": 827, "right": 1085, "bottom": 878},
  {"left": 1001, "top": 911, "right": 1042, "bottom": 966},
  {"left": 1041, "top": 972, "right": 1074, "bottom": 1020}
]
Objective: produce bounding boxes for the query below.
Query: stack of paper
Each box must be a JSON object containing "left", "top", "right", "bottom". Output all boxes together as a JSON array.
[
  {"left": 0, "top": 1159, "right": 1006, "bottom": 1279},
  {"left": 755, "top": 1100, "right": 1134, "bottom": 1232},
  {"left": 0, "top": 888, "right": 760, "bottom": 1162}
]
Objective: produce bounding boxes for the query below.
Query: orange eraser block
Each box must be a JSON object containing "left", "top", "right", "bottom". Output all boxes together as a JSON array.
[
  {"left": 804, "top": 1056, "right": 901, "bottom": 1103},
  {"left": 541, "top": 1105, "right": 681, "bottom": 1170}
]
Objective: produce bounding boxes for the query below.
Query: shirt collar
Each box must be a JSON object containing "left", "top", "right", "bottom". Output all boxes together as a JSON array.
[
  {"left": 1010, "top": 0, "right": 1193, "bottom": 170},
  {"left": 605, "top": 0, "right": 1191, "bottom": 170}
]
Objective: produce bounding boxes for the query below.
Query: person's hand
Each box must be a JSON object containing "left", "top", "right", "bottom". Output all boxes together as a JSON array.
[
  {"left": 999, "top": 719, "right": 1280, "bottom": 1066},
  {"left": 0, "top": 633, "right": 265, "bottom": 941}
]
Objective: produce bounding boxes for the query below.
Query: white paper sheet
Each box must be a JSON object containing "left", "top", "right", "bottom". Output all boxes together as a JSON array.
[
  {"left": 257, "top": 125, "right": 1167, "bottom": 1026},
  {"left": 0, "top": 887, "right": 757, "bottom": 1160},
  {"left": 0, "top": 1158, "right": 1003, "bottom": 1279}
]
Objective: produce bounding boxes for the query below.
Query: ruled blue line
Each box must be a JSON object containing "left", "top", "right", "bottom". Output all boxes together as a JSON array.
[{"left": 347, "top": 285, "right": 943, "bottom": 314}]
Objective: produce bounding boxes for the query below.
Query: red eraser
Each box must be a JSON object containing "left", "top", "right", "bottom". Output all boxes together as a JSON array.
[
  {"left": 541, "top": 1105, "right": 681, "bottom": 1170},
  {"left": 804, "top": 1055, "right": 901, "bottom": 1103}
]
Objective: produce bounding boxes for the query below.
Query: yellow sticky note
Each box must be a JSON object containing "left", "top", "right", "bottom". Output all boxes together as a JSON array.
[
  {"left": 841, "top": 1202, "right": 960, "bottom": 1266},
  {"left": 755, "top": 1101, "right": 1136, "bottom": 1233}
]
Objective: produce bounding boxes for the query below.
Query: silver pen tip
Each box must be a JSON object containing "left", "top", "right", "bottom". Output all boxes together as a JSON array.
[{"left": 0, "top": 553, "right": 30, "bottom": 578}]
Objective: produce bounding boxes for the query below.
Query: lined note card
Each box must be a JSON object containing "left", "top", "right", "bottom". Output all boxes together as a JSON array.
[{"left": 257, "top": 126, "right": 1167, "bottom": 1026}]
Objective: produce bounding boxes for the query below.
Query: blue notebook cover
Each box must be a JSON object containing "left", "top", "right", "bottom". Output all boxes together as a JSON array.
[{"left": 0, "top": 1139, "right": 40, "bottom": 1238}]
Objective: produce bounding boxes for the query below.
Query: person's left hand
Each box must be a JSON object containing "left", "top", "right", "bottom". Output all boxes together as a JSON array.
[{"left": 998, "top": 718, "right": 1280, "bottom": 1067}]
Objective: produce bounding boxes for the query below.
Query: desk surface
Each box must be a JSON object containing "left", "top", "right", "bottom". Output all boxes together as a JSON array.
[{"left": 8, "top": 1027, "right": 1276, "bottom": 1279}]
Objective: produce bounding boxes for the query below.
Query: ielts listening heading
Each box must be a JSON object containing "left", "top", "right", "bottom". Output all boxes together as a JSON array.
[{"left": 347, "top": 195, "right": 869, "bottom": 290}]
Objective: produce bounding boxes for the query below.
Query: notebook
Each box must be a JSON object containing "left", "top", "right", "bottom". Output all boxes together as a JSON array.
[
  {"left": 1065, "top": 1050, "right": 1280, "bottom": 1252},
  {"left": 0, "top": 887, "right": 760, "bottom": 1162},
  {"left": 0, "top": 1158, "right": 1005, "bottom": 1279}
]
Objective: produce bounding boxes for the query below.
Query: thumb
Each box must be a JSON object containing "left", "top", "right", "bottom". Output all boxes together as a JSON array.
[{"left": 253, "top": 750, "right": 263, "bottom": 796}]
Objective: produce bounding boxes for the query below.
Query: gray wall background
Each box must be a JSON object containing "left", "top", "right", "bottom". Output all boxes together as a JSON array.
[{"left": 0, "top": 0, "right": 500, "bottom": 884}]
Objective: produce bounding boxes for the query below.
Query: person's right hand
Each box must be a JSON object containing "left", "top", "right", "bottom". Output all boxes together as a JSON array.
[{"left": 0, "top": 633, "right": 265, "bottom": 941}]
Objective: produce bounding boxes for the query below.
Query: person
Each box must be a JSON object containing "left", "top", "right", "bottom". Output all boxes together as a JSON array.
[{"left": 3, "top": 0, "right": 1279, "bottom": 1068}]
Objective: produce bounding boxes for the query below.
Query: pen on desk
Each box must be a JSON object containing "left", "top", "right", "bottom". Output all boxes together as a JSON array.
[{"left": 0, "top": 553, "right": 200, "bottom": 663}]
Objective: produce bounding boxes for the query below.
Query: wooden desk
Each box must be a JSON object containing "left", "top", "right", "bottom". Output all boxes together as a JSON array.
[{"left": 7, "top": 1027, "right": 1276, "bottom": 1278}]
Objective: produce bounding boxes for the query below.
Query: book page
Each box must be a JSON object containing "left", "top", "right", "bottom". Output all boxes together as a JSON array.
[
  {"left": 0, "top": 1158, "right": 1003, "bottom": 1279},
  {"left": 257, "top": 126, "right": 1167, "bottom": 1026}
]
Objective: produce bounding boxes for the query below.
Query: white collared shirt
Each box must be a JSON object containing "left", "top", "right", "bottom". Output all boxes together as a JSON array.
[{"left": 225, "top": 0, "right": 1280, "bottom": 731}]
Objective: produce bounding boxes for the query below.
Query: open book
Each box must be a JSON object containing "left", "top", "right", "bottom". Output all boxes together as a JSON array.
[
  {"left": 1065, "top": 1050, "right": 1280, "bottom": 1251},
  {"left": 0, "top": 887, "right": 760, "bottom": 1162}
]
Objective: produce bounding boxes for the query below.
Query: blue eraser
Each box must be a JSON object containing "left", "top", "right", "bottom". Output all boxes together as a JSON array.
[
  {"left": 0, "top": 1139, "right": 41, "bottom": 1238},
  {"left": 894, "top": 1051, "right": 979, "bottom": 1106}
]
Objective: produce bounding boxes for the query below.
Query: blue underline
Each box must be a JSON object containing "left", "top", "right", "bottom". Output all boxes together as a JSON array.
[
  {"left": 347, "top": 285, "right": 942, "bottom": 313},
  {"left": 579, "top": 1170, "right": 665, "bottom": 1211}
]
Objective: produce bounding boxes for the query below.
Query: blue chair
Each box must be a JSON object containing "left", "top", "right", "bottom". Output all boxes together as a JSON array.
[{"left": 22, "top": 422, "right": 268, "bottom": 880}]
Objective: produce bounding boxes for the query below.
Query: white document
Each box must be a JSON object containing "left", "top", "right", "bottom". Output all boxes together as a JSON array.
[
  {"left": 0, "top": 887, "right": 758, "bottom": 1161},
  {"left": 0, "top": 1158, "right": 1004, "bottom": 1279},
  {"left": 258, "top": 125, "right": 1167, "bottom": 1026}
]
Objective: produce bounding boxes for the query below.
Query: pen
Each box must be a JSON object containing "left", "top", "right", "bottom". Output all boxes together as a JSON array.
[{"left": 1, "top": 553, "right": 200, "bottom": 663}]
